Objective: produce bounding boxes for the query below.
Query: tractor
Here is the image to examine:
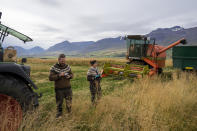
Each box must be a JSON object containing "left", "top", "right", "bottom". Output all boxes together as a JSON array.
[
  {"left": 0, "top": 12, "right": 40, "bottom": 130},
  {"left": 102, "top": 35, "right": 186, "bottom": 78}
]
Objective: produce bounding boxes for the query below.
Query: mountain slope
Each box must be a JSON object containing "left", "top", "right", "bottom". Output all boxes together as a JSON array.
[
  {"left": 47, "top": 41, "right": 74, "bottom": 52},
  {"left": 46, "top": 41, "right": 94, "bottom": 55},
  {"left": 11, "top": 46, "right": 45, "bottom": 56},
  {"left": 45, "top": 37, "right": 124, "bottom": 55},
  {"left": 80, "top": 37, "right": 125, "bottom": 53},
  {"left": 7, "top": 26, "right": 197, "bottom": 57},
  {"left": 29, "top": 46, "right": 45, "bottom": 54},
  {"left": 147, "top": 26, "right": 197, "bottom": 46},
  {"left": 46, "top": 26, "right": 197, "bottom": 56}
]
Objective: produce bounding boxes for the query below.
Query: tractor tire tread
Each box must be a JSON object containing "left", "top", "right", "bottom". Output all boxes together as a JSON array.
[{"left": 0, "top": 74, "right": 38, "bottom": 111}]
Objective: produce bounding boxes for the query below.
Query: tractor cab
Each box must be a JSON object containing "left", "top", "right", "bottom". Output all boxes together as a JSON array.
[
  {"left": 0, "top": 23, "right": 32, "bottom": 63},
  {"left": 125, "top": 35, "right": 155, "bottom": 61}
]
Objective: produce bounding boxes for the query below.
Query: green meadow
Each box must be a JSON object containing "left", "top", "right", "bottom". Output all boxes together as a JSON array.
[{"left": 19, "top": 58, "right": 197, "bottom": 131}]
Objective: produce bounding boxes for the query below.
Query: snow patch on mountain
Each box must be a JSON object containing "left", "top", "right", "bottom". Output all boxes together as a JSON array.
[{"left": 171, "top": 26, "right": 184, "bottom": 32}]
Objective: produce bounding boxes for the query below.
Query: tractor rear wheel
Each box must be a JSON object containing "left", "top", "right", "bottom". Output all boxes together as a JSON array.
[{"left": 0, "top": 74, "right": 39, "bottom": 130}]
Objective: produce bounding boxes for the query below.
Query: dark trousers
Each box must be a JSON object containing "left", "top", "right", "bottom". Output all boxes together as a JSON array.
[
  {"left": 55, "top": 88, "right": 72, "bottom": 113},
  {"left": 89, "top": 80, "right": 101, "bottom": 104}
]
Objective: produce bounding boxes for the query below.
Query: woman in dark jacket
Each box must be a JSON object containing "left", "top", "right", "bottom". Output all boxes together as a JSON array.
[{"left": 87, "top": 60, "right": 102, "bottom": 105}]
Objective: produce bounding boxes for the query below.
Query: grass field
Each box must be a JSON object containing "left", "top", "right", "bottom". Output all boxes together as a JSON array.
[{"left": 19, "top": 58, "right": 197, "bottom": 131}]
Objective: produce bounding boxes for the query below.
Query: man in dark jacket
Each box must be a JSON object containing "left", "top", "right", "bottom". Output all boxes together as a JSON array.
[{"left": 49, "top": 54, "right": 73, "bottom": 118}]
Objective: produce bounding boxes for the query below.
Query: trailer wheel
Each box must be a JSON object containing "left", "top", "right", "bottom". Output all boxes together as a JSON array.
[{"left": 0, "top": 74, "right": 39, "bottom": 130}]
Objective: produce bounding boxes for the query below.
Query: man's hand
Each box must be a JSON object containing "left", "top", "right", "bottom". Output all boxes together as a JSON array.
[
  {"left": 65, "top": 75, "right": 71, "bottom": 79},
  {"left": 59, "top": 72, "right": 65, "bottom": 77},
  {"left": 64, "top": 73, "right": 70, "bottom": 79}
]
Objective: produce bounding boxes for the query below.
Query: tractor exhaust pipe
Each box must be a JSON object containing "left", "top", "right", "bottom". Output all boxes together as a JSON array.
[
  {"left": 0, "top": 12, "right": 2, "bottom": 24},
  {"left": 0, "top": 12, "right": 3, "bottom": 62}
]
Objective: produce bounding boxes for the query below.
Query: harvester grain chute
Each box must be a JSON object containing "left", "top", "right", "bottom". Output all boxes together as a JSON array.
[{"left": 102, "top": 35, "right": 186, "bottom": 78}]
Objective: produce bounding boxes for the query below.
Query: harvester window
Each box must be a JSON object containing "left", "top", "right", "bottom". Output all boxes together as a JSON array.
[
  {"left": 130, "top": 39, "right": 145, "bottom": 44},
  {"left": 127, "top": 39, "right": 154, "bottom": 45}
]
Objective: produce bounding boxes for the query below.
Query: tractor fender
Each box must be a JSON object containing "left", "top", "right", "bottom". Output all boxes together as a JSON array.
[{"left": 0, "top": 63, "right": 38, "bottom": 89}]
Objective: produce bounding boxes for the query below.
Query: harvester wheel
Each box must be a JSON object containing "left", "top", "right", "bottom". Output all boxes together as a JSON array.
[{"left": 0, "top": 74, "right": 39, "bottom": 130}]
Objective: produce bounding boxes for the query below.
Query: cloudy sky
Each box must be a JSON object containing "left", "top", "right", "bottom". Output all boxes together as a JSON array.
[{"left": 1, "top": 0, "right": 197, "bottom": 49}]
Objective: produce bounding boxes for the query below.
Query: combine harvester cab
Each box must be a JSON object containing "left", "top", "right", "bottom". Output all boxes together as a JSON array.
[{"left": 102, "top": 35, "right": 186, "bottom": 78}]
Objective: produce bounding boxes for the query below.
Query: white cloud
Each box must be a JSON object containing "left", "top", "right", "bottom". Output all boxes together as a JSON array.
[{"left": 0, "top": 0, "right": 197, "bottom": 49}]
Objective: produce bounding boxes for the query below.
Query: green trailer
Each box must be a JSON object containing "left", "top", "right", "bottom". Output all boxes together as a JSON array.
[{"left": 172, "top": 46, "right": 197, "bottom": 70}]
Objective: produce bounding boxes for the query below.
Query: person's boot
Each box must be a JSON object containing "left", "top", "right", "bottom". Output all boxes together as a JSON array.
[
  {"left": 91, "top": 94, "right": 96, "bottom": 105},
  {"left": 56, "top": 109, "right": 62, "bottom": 118},
  {"left": 67, "top": 106, "right": 71, "bottom": 113},
  {"left": 56, "top": 111, "right": 62, "bottom": 118}
]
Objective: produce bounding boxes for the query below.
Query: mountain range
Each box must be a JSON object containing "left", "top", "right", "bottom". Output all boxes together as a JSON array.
[
  {"left": 6, "top": 26, "right": 197, "bottom": 57},
  {"left": 147, "top": 26, "right": 197, "bottom": 46}
]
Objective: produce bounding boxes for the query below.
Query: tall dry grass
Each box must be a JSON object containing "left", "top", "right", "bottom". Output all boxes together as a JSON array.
[
  {"left": 25, "top": 58, "right": 127, "bottom": 66},
  {"left": 19, "top": 72, "right": 197, "bottom": 131}
]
